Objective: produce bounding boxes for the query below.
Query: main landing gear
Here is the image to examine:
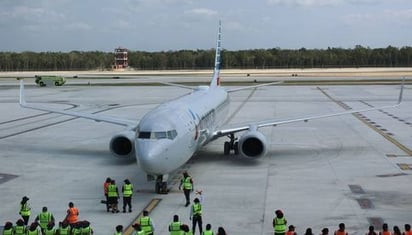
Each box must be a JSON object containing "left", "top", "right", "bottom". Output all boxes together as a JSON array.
[
  {"left": 224, "top": 133, "right": 239, "bottom": 155},
  {"left": 155, "top": 175, "right": 168, "bottom": 194}
]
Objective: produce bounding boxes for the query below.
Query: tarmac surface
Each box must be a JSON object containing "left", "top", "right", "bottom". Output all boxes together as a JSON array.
[{"left": 0, "top": 77, "right": 411, "bottom": 235}]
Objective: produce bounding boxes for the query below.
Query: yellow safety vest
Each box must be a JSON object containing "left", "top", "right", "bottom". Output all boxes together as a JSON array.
[
  {"left": 2, "top": 228, "right": 13, "bottom": 235},
  {"left": 20, "top": 202, "right": 31, "bottom": 216},
  {"left": 139, "top": 216, "right": 153, "bottom": 233},
  {"left": 14, "top": 225, "right": 25, "bottom": 235},
  {"left": 183, "top": 177, "right": 192, "bottom": 190},
  {"left": 108, "top": 184, "right": 118, "bottom": 197},
  {"left": 192, "top": 203, "right": 202, "bottom": 216},
  {"left": 169, "top": 221, "right": 182, "bottom": 235},
  {"left": 123, "top": 184, "right": 133, "bottom": 197},
  {"left": 274, "top": 217, "right": 287, "bottom": 233},
  {"left": 38, "top": 212, "right": 52, "bottom": 229}
]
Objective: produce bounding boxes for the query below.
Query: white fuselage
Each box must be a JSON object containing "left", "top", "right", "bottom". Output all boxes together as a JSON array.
[{"left": 135, "top": 86, "right": 229, "bottom": 175}]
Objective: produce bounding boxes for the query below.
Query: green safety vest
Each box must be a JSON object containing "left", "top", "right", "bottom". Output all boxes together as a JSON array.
[
  {"left": 139, "top": 216, "right": 153, "bottom": 233},
  {"left": 192, "top": 203, "right": 202, "bottom": 216},
  {"left": 38, "top": 212, "right": 52, "bottom": 229},
  {"left": 2, "top": 228, "right": 13, "bottom": 235},
  {"left": 58, "top": 227, "right": 70, "bottom": 235},
  {"left": 183, "top": 177, "right": 192, "bottom": 190},
  {"left": 108, "top": 184, "right": 118, "bottom": 197},
  {"left": 169, "top": 221, "right": 182, "bottom": 235},
  {"left": 26, "top": 229, "right": 39, "bottom": 235},
  {"left": 44, "top": 228, "right": 55, "bottom": 235},
  {"left": 123, "top": 184, "right": 133, "bottom": 197},
  {"left": 72, "top": 227, "right": 82, "bottom": 235},
  {"left": 202, "top": 230, "right": 214, "bottom": 235},
  {"left": 20, "top": 202, "right": 31, "bottom": 216},
  {"left": 184, "top": 231, "right": 193, "bottom": 235},
  {"left": 114, "top": 232, "right": 123, "bottom": 235},
  {"left": 134, "top": 231, "right": 145, "bottom": 235},
  {"left": 14, "top": 225, "right": 25, "bottom": 235},
  {"left": 81, "top": 226, "right": 93, "bottom": 235},
  {"left": 273, "top": 217, "right": 287, "bottom": 233}
]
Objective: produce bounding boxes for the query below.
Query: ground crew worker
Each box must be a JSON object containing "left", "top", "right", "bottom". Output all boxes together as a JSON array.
[
  {"left": 168, "top": 215, "right": 182, "bottom": 235},
  {"left": 56, "top": 221, "right": 70, "bottom": 235},
  {"left": 216, "top": 227, "right": 226, "bottom": 235},
  {"left": 19, "top": 196, "right": 31, "bottom": 225},
  {"left": 202, "top": 224, "right": 214, "bottom": 235},
  {"left": 273, "top": 209, "right": 287, "bottom": 235},
  {"left": 108, "top": 180, "right": 120, "bottom": 213},
  {"left": 181, "top": 224, "right": 193, "bottom": 235},
  {"left": 114, "top": 225, "right": 123, "bottom": 235},
  {"left": 379, "top": 223, "right": 391, "bottom": 235},
  {"left": 43, "top": 222, "right": 56, "bottom": 235},
  {"left": 286, "top": 225, "right": 297, "bottom": 235},
  {"left": 190, "top": 197, "right": 203, "bottom": 235},
  {"left": 81, "top": 220, "right": 93, "bottom": 235},
  {"left": 139, "top": 210, "right": 155, "bottom": 235},
  {"left": 320, "top": 228, "right": 329, "bottom": 235},
  {"left": 71, "top": 222, "right": 82, "bottom": 235},
  {"left": 403, "top": 224, "right": 412, "bottom": 235},
  {"left": 35, "top": 206, "right": 55, "bottom": 234},
  {"left": 2, "top": 221, "right": 14, "bottom": 235},
  {"left": 14, "top": 219, "right": 26, "bottom": 235},
  {"left": 393, "top": 226, "right": 401, "bottom": 235},
  {"left": 132, "top": 223, "right": 145, "bottom": 235},
  {"left": 104, "top": 177, "right": 112, "bottom": 212},
  {"left": 334, "top": 223, "right": 348, "bottom": 235},
  {"left": 26, "top": 222, "right": 40, "bottom": 235},
  {"left": 179, "top": 172, "right": 193, "bottom": 207},
  {"left": 366, "top": 226, "right": 377, "bottom": 235},
  {"left": 122, "top": 179, "right": 133, "bottom": 213},
  {"left": 65, "top": 202, "right": 79, "bottom": 225}
]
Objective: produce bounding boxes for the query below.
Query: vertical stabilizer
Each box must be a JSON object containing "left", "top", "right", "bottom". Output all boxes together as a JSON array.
[{"left": 210, "top": 20, "right": 222, "bottom": 88}]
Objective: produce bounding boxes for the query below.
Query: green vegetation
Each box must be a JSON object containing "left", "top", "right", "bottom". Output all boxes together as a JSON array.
[{"left": 1, "top": 45, "right": 412, "bottom": 71}]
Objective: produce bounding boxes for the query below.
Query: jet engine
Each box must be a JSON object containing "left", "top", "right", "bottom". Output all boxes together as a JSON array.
[
  {"left": 237, "top": 130, "right": 267, "bottom": 159},
  {"left": 109, "top": 131, "right": 135, "bottom": 159}
]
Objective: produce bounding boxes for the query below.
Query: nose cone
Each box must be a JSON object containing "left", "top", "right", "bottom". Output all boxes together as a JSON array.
[{"left": 136, "top": 140, "right": 170, "bottom": 175}]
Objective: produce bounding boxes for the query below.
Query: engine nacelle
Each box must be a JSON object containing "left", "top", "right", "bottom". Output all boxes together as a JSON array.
[
  {"left": 238, "top": 130, "right": 267, "bottom": 159},
  {"left": 109, "top": 131, "right": 135, "bottom": 159}
]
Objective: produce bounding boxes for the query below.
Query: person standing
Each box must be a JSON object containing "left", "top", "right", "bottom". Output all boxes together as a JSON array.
[
  {"left": 286, "top": 225, "right": 297, "bottom": 235},
  {"left": 14, "top": 219, "right": 26, "bottom": 235},
  {"left": 104, "top": 177, "right": 112, "bottom": 212},
  {"left": 139, "top": 210, "right": 155, "bottom": 235},
  {"left": 108, "top": 180, "right": 120, "bottom": 213},
  {"left": 132, "top": 223, "right": 145, "bottom": 235},
  {"left": 168, "top": 215, "right": 182, "bottom": 235},
  {"left": 203, "top": 224, "right": 214, "bottom": 235},
  {"left": 65, "top": 202, "right": 79, "bottom": 225},
  {"left": 273, "top": 209, "right": 287, "bottom": 235},
  {"left": 35, "top": 206, "right": 55, "bottom": 234},
  {"left": 379, "top": 223, "right": 391, "bottom": 235},
  {"left": 334, "top": 223, "right": 348, "bottom": 235},
  {"left": 190, "top": 197, "right": 203, "bottom": 235},
  {"left": 19, "top": 196, "right": 31, "bottom": 226},
  {"left": 216, "top": 227, "right": 226, "bottom": 235},
  {"left": 366, "top": 226, "right": 377, "bottom": 235},
  {"left": 403, "top": 224, "right": 412, "bottom": 235},
  {"left": 179, "top": 172, "right": 193, "bottom": 207},
  {"left": 320, "top": 228, "right": 329, "bottom": 235},
  {"left": 122, "top": 179, "right": 133, "bottom": 213}
]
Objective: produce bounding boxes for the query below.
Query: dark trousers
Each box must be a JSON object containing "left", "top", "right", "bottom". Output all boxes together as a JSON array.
[
  {"left": 105, "top": 194, "right": 110, "bottom": 211},
  {"left": 192, "top": 215, "right": 202, "bottom": 235},
  {"left": 123, "top": 196, "right": 132, "bottom": 211},
  {"left": 21, "top": 215, "right": 29, "bottom": 226},
  {"left": 183, "top": 189, "right": 191, "bottom": 205}
]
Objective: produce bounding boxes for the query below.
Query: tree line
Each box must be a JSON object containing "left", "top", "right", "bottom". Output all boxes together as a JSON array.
[{"left": 1, "top": 45, "right": 412, "bottom": 71}]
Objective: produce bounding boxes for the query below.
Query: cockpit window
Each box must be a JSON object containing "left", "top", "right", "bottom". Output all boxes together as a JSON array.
[{"left": 137, "top": 130, "right": 177, "bottom": 140}]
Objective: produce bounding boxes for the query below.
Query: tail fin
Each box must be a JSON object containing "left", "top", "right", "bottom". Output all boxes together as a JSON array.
[{"left": 210, "top": 20, "right": 222, "bottom": 88}]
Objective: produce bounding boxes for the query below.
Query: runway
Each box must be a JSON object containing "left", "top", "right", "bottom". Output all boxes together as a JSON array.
[{"left": 0, "top": 78, "right": 411, "bottom": 235}]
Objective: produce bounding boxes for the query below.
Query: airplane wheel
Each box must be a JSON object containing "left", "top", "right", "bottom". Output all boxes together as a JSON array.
[
  {"left": 39, "top": 81, "right": 45, "bottom": 87},
  {"left": 224, "top": 141, "right": 230, "bottom": 155},
  {"left": 55, "top": 82, "right": 59, "bottom": 86},
  {"left": 155, "top": 182, "right": 160, "bottom": 194},
  {"left": 234, "top": 141, "right": 239, "bottom": 155}
]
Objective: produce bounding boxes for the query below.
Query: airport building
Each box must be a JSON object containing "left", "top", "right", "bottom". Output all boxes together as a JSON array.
[{"left": 113, "top": 47, "right": 128, "bottom": 70}]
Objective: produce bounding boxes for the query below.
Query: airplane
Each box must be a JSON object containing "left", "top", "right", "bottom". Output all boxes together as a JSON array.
[{"left": 18, "top": 21, "right": 404, "bottom": 194}]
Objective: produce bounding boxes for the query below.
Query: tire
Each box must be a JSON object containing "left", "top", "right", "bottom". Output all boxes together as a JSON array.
[
  {"left": 55, "top": 82, "right": 59, "bottom": 86},
  {"left": 39, "top": 81, "right": 45, "bottom": 87},
  {"left": 224, "top": 141, "right": 230, "bottom": 155},
  {"left": 234, "top": 141, "right": 239, "bottom": 155}
]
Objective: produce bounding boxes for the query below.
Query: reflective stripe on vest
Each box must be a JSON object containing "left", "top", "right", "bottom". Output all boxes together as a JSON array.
[
  {"left": 202, "top": 230, "right": 214, "bottom": 235},
  {"left": 44, "top": 228, "right": 55, "bottom": 235},
  {"left": 183, "top": 177, "right": 192, "bottom": 190},
  {"left": 274, "top": 217, "right": 286, "bottom": 233},
  {"left": 123, "top": 184, "right": 133, "bottom": 197},
  {"left": 27, "top": 229, "right": 39, "bottom": 235},
  {"left": 82, "top": 226, "right": 92, "bottom": 235},
  {"left": 38, "top": 212, "right": 52, "bottom": 228},
  {"left": 108, "top": 184, "right": 118, "bottom": 197},
  {"left": 192, "top": 203, "right": 202, "bottom": 216},
  {"left": 139, "top": 216, "right": 153, "bottom": 233},
  {"left": 14, "top": 226, "right": 25, "bottom": 235},
  {"left": 58, "top": 227, "right": 70, "bottom": 235}
]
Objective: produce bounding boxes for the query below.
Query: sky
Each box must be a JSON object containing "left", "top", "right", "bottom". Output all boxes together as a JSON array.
[{"left": 1, "top": 0, "right": 412, "bottom": 52}]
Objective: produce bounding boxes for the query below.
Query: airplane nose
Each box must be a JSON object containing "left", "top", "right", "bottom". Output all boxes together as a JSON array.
[{"left": 136, "top": 141, "right": 168, "bottom": 174}]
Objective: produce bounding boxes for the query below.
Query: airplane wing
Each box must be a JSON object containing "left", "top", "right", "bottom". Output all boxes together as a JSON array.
[
  {"left": 212, "top": 81, "right": 404, "bottom": 139},
  {"left": 18, "top": 80, "right": 137, "bottom": 128}
]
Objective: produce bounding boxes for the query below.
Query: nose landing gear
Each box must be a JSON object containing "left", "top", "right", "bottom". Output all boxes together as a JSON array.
[{"left": 155, "top": 175, "right": 169, "bottom": 194}]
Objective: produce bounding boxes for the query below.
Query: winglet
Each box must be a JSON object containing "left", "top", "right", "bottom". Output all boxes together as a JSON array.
[
  {"left": 398, "top": 77, "right": 405, "bottom": 105},
  {"left": 19, "top": 79, "right": 26, "bottom": 106},
  {"left": 210, "top": 20, "right": 222, "bottom": 88}
]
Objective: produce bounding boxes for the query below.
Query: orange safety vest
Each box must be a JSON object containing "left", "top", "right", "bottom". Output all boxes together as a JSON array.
[
  {"left": 67, "top": 207, "right": 79, "bottom": 224},
  {"left": 380, "top": 231, "right": 392, "bottom": 235},
  {"left": 404, "top": 231, "right": 412, "bottom": 235},
  {"left": 335, "top": 230, "right": 348, "bottom": 235},
  {"left": 286, "top": 231, "right": 296, "bottom": 235}
]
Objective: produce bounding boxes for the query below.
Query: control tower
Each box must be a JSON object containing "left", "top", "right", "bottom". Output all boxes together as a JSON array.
[{"left": 114, "top": 47, "right": 128, "bottom": 70}]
